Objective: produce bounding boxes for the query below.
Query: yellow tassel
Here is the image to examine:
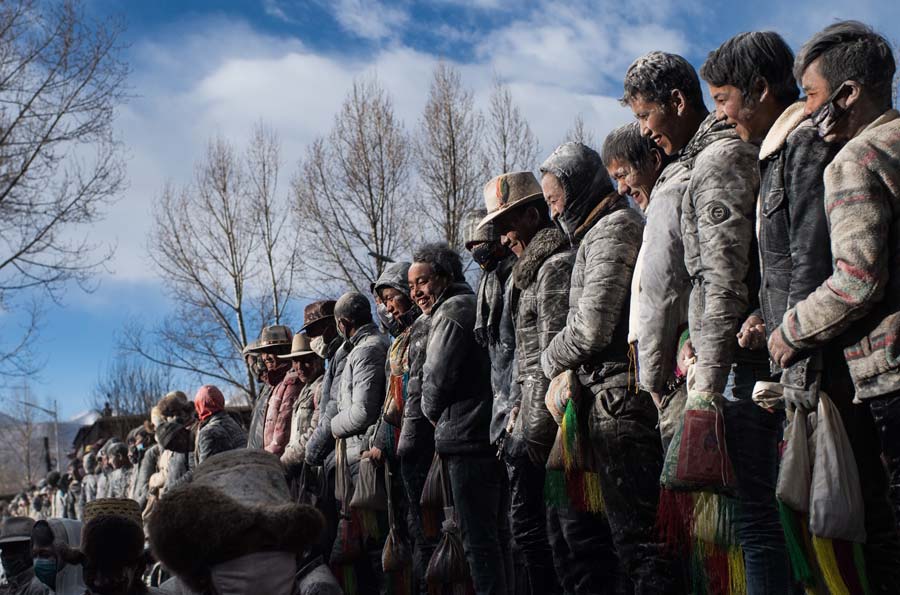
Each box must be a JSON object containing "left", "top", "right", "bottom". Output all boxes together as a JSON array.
[
  {"left": 693, "top": 492, "right": 717, "bottom": 544},
  {"left": 812, "top": 536, "right": 850, "bottom": 595},
  {"left": 583, "top": 472, "right": 604, "bottom": 514},
  {"left": 728, "top": 546, "right": 747, "bottom": 595}
]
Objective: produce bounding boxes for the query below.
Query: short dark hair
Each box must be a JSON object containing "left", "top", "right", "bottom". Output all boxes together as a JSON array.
[
  {"left": 412, "top": 242, "right": 465, "bottom": 283},
  {"left": 334, "top": 291, "right": 373, "bottom": 327},
  {"left": 700, "top": 31, "right": 800, "bottom": 105},
  {"left": 795, "top": 21, "right": 896, "bottom": 108},
  {"left": 622, "top": 51, "right": 706, "bottom": 112},
  {"left": 601, "top": 122, "right": 666, "bottom": 172}
]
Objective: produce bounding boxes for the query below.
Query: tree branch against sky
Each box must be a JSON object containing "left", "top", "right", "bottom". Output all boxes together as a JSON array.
[{"left": 485, "top": 76, "right": 540, "bottom": 174}]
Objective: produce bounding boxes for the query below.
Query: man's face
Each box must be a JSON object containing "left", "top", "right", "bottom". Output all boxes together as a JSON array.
[
  {"left": 800, "top": 58, "right": 854, "bottom": 143},
  {"left": 292, "top": 354, "right": 323, "bottom": 384},
  {"left": 801, "top": 58, "right": 831, "bottom": 118},
  {"left": 495, "top": 207, "right": 537, "bottom": 257},
  {"left": 84, "top": 560, "right": 140, "bottom": 595},
  {"left": 629, "top": 94, "right": 690, "bottom": 155},
  {"left": 708, "top": 83, "right": 760, "bottom": 143},
  {"left": 541, "top": 173, "right": 566, "bottom": 220},
  {"left": 606, "top": 157, "right": 659, "bottom": 211},
  {"left": 259, "top": 351, "right": 280, "bottom": 372},
  {"left": 408, "top": 262, "right": 447, "bottom": 315},
  {"left": 379, "top": 287, "right": 410, "bottom": 319}
]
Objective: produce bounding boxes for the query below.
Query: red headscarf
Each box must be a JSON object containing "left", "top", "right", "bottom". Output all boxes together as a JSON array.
[{"left": 194, "top": 385, "right": 225, "bottom": 422}]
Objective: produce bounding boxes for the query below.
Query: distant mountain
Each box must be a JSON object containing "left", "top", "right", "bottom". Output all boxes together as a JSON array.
[{"left": 68, "top": 410, "right": 101, "bottom": 426}]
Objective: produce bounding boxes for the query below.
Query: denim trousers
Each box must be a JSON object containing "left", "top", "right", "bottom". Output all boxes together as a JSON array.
[
  {"left": 446, "top": 453, "right": 509, "bottom": 595},
  {"left": 723, "top": 363, "right": 791, "bottom": 595}
]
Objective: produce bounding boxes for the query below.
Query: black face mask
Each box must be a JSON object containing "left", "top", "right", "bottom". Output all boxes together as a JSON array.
[
  {"left": 471, "top": 242, "right": 509, "bottom": 272},
  {"left": 810, "top": 82, "right": 850, "bottom": 139},
  {"left": 1, "top": 552, "right": 32, "bottom": 578}
]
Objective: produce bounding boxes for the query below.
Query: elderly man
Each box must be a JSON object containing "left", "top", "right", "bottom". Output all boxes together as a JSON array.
[
  {"left": 412, "top": 242, "right": 506, "bottom": 595},
  {"left": 0, "top": 517, "right": 47, "bottom": 595},
  {"left": 540, "top": 142, "right": 672, "bottom": 593},
  {"left": 280, "top": 333, "right": 326, "bottom": 475},
  {"left": 623, "top": 50, "right": 776, "bottom": 593},
  {"left": 480, "top": 172, "right": 570, "bottom": 594}
]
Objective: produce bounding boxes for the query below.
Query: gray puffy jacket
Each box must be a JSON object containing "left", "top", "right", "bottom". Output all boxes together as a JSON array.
[
  {"left": 330, "top": 323, "right": 388, "bottom": 466},
  {"left": 511, "top": 227, "right": 573, "bottom": 457},
  {"left": 304, "top": 338, "right": 348, "bottom": 467},
  {"left": 636, "top": 159, "right": 692, "bottom": 394},
  {"left": 421, "top": 282, "right": 494, "bottom": 456},
  {"left": 680, "top": 115, "right": 762, "bottom": 394},
  {"left": 197, "top": 411, "right": 248, "bottom": 465}
]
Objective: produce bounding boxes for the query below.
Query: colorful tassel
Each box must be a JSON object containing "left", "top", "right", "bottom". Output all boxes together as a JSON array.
[
  {"left": 777, "top": 500, "right": 815, "bottom": 585},
  {"left": 544, "top": 469, "right": 568, "bottom": 508},
  {"left": 656, "top": 488, "right": 695, "bottom": 552},
  {"left": 728, "top": 546, "right": 747, "bottom": 595},
  {"left": 812, "top": 536, "right": 850, "bottom": 595}
]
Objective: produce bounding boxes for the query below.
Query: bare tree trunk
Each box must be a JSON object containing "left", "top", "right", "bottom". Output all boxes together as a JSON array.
[
  {"left": 564, "top": 113, "right": 597, "bottom": 150},
  {"left": 485, "top": 77, "right": 539, "bottom": 174},
  {"left": 417, "top": 62, "right": 486, "bottom": 250},
  {"left": 293, "top": 75, "right": 413, "bottom": 293}
]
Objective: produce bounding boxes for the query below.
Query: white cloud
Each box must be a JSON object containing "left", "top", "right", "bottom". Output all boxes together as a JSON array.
[{"left": 329, "top": 0, "right": 410, "bottom": 41}]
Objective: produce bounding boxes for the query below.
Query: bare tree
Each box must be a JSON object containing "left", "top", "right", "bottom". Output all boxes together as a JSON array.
[
  {"left": 0, "top": 383, "right": 50, "bottom": 489},
  {"left": 417, "top": 62, "right": 486, "bottom": 250},
  {"left": 91, "top": 353, "right": 174, "bottom": 416},
  {"left": 564, "top": 113, "right": 596, "bottom": 150},
  {"left": 0, "top": 0, "right": 128, "bottom": 377},
  {"left": 293, "top": 75, "right": 413, "bottom": 293},
  {"left": 485, "top": 77, "right": 539, "bottom": 174}
]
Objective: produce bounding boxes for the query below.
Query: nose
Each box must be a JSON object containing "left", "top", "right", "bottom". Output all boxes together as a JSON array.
[
  {"left": 639, "top": 122, "right": 652, "bottom": 138},
  {"left": 714, "top": 105, "right": 726, "bottom": 121},
  {"left": 616, "top": 178, "right": 630, "bottom": 197}
]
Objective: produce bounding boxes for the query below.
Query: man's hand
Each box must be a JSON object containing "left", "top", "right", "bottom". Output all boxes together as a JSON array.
[
  {"left": 676, "top": 339, "right": 695, "bottom": 376},
  {"left": 737, "top": 315, "right": 767, "bottom": 350},
  {"left": 768, "top": 326, "right": 798, "bottom": 369},
  {"left": 361, "top": 447, "right": 384, "bottom": 466}
]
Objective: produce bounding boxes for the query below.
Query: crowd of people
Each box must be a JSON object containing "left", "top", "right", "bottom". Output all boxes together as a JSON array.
[{"left": 2, "top": 18, "right": 900, "bottom": 595}]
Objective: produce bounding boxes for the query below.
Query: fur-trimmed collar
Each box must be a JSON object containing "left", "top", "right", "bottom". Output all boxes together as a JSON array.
[
  {"left": 573, "top": 192, "right": 626, "bottom": 241},
  {"left": 513, "top": 227, "right": 568, "bottom": 290},
  {"left": 760, "top": 102, "right": 807, "bottom": 160}
]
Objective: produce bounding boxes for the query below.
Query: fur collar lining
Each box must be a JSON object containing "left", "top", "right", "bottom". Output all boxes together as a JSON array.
[
  {"left": 573, "top": 192, "right": 625, "bottom": 241},
  {"left": 513, "top": 227, "right": 568, "bottom": 290}
]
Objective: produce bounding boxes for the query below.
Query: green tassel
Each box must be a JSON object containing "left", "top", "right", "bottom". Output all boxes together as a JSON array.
[
  {"left": 853, "top": 542, "right": 871, "bottom": 595},
  {"left": 544, "top": 469, "right": 568, "bottom": 507},
  {"left": 562, "top": 399, "right": 578, "bottom": 470},
  {"left": 777, "top": 500, "right": 815, "bottom": 586}
]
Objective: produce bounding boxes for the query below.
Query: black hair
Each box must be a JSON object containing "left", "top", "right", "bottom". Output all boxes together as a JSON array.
[
  {"left": 622, "top": 51, "right": 706, "bottom": 111},
  {"left": 334, "top": 291, "right": 373, "bottom": 327},
  {"left": 700, "top": 31, "right": 800, "bottom": 105},
  {"left": 31, "top": 520, "right": 54, "bottom": 546},
  {"left": 601, "top": 122, "right": 668, "bottom": 172},
  {"left": 412, "top": 242, "right": 465, "bottom": 282},
  {"left": 795, "top": 20, "right": 896, "bottom": 108}
]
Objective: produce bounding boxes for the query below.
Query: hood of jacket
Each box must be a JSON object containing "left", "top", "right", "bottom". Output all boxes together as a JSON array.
[
  {"left": 513, "top": 227, "right": 569, "bottom": 290},
  {"left": 540, "top": 142, "right": 614, "bottom": 242},
  {"left": 47, "top": 518, "right": 86, "bottom": 594},
  {"left": 679, "top": 112, "right": 739, "bottom": 164},
  {"left": 373, "top": 262, "right": 411, "bottom": 296}
]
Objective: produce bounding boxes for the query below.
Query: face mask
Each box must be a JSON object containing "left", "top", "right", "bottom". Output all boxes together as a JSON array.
[
  {"left": 33, "top": 557, "right": 57, "bottom": 588},
  {"left": 1, "top": 553, "right": 32, "bottom": 578},
  {"left": 310, "top": 336, "right": 328, "bottom": 359},
  {"left": 136, "top": 443, "right": 145, "bottom": 451},
  {"left": 810, "top": 82, "right": 850, "bottom": 138},
  {"left": 376, "top": 303, "right": 394, "bottom": 332},
  {"left": 471, "top": 242, "right": 509, "bottom": 272}
]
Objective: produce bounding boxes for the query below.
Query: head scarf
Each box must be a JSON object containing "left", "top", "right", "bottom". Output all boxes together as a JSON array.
[
  {"left": 194, "top": 385, "right": 226, "bottom": 422},
  {"left": 540, "top": 142, "right": 614, "bottom": 242}
]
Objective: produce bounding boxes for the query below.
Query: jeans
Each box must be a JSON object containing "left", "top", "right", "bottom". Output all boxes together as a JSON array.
[
  {"left": 401, "top": 449, "right": 438, "bottom": 594},
  {"left": 723, "top": 363, "right": 791, "bottom": 595},
  {"left": 446, "top": 454, "right": 508, "bottom": 595},
  {"left": 505, "top": 450, "right": 560, "bottom": 594}
]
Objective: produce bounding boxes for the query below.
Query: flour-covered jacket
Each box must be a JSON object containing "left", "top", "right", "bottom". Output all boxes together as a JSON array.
[
  {"left": 680, "top": 114, "right": 762, "bottom": 394},
  {"left": 304, "top": 337, "right": 348, "bottom": 467},
  {"left": 421, "top": 283, "right": 494, "bottom": 456},
  {"left": 281, "top": 376, "right": 324, "bottom": 468},
  {"left": 634, "top": 159, "right": 692, "bottom": 394},
  {"left": 330, "top": 323, "right": 388, "bottom": 466},
  {"left": 781, "top": 109, "right": 900, "bottom": 400},
  {"left": 197, "top": 411, "right": 247, "bottom": 464},
  {"left": 396, "top": 314, "right": 434, "bottom": 458},
  {"left": 511, "top": 227, "right": 573, "bottom": 456},
  {"left": 542, "top": 194, "right": 643, "bottom": 389}
]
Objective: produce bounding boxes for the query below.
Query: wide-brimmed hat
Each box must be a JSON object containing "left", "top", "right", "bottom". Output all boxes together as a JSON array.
[
  {"left": 241, "top": 339, "right": 260, "bottom": 356},
  {"left": 256, "top": 325, "right": 293, "bottom": 351},
  {"left": 478, "top": 171, "right": 544, "bottom": 228},
  {"left": 0, "top": 516, "right": 35, "bottom": 544},
  {"left": 277, "top": 333, "right": 317, "bottom": 360},
  {"left": 299, "top": 300, "right": 336, "bottom": 332},
  {"left": 463, "top": 209, "right": 499, "bottom": 249}
]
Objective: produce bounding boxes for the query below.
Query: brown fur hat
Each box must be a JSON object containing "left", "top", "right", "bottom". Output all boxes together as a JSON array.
[
  {"left": 156, "top": 391, "right": 193, "bottom": 420},
  {"left": 147, "top": 450, "right": 324, "bottom": 592}
]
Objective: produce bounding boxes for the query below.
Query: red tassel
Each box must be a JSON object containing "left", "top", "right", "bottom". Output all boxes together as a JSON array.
[
  {"left": 704, "top": 544, "right": 730, "bottom": 595},
  {"left": 656, "top": 489, "right": 695, "bottom": 552},
  {"left": 833, "top": 540, "right": 866, "bottom": 595}
]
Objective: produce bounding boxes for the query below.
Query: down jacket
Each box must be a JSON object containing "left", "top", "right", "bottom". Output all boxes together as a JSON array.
[
  {"left": 197, "top": 411, "right": 247, "bottom": 464},
  {"left": 780, "top": 110, "right": 900, "bottom": 400},
  {"left": 281, "top": 375, "right": 324, "bottom": 468},
  {"left": 264, "top": 370, "right": 304, "bottom": 456},
  {"left": 330, "top": 323, "right": 388, "bottom": 466},
  {"left": 542, "top": 194, "right": 643, "bottom": 388},
  {"left": 634, "top": 159, "right": 692, "bottom": 394},
  {"left": 680, "top": 114, "right": 762, "bottom": 394},
  {"left": 396, "top": 314, "right": 434, "bottom": 457},
  {"left": 304, "top": 338, "right": 348, "bottom": 467},
  {"left": 421, "top": 282, "right": 494, "bottom": 456},
  {"left": 248, "top": 365, "right": 287, "bottom": 450},
  {"left": 511, "top": 226, "right": 573, "bottom": 459}
]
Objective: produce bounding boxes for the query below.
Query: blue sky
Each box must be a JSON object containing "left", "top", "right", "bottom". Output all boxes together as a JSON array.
[{"left": 5, "top": 0, "right": 899, "bottom": 419}]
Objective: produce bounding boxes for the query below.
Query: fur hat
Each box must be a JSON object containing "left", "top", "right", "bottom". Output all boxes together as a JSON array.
[
  {"left": 148, "top": 450, "right": 323, "bottom": 592},
  {"left": 157, "top": 391, "right": 193, "bottom": 420}
]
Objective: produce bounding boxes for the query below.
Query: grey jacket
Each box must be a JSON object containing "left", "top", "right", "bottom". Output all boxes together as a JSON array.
[
  {"left": 511, "top": 227, "right": 573, "bottom": 457},
  {"left": 636, "top": 157, "right": 692, "bottom": 394},
  {"left": 330, "top": 323, "right": 388, "bottom": 466},
  {"left": 421, "top": 283, "right": 494, "bottom": 456},
  {"left": 282, "top": 375, "right": 324, "bottom": 469},
  {"left": 0, "top": 568, "right": 48, "bottom": 595},
  {"left": 304, "top": 338, "right": 348, "bottom": 467},
  {"left": 197, "top": 411, "right": 248, "bottom": 465},
  {"left": 680, "top": 114, "right": 762, "bottom": 394},
  {"left": 130, "top": 443, "right": 160, "bottom": 510},
  {"left": 542, "top": 195, "right": 643, "bottom": 388}
]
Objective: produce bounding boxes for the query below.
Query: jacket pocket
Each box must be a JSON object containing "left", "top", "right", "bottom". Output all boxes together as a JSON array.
[{"left": 761, "top": 188, "right": 791, "bottom": 256}]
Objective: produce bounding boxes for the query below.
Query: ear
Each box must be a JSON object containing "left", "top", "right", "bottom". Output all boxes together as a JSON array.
[
  {"left": 670, "top": 88, "right": 686, "bottom": 115},
  {"left": 754, "top": 76, "right": 770, "bottom": 104},
  {"left": 651, "top": 149, "right": 664, "bottom": 174},
  {"left": 840, "top": 81, "right": 861, "bottom": 109}
]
